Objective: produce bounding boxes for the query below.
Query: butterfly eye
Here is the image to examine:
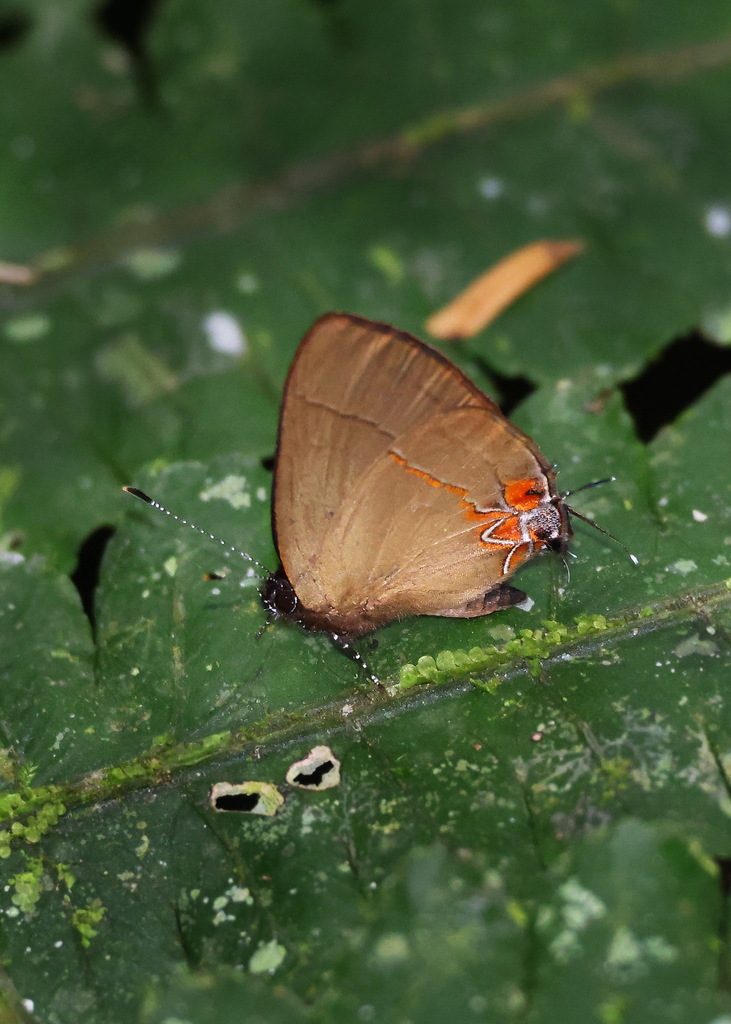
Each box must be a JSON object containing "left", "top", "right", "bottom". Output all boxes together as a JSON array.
[{"left": 545, "top": 536, "right": 569, "bottom": 556}]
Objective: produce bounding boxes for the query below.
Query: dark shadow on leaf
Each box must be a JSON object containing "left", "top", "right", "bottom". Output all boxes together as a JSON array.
[
  {"left": 717, "top": 855, "right": 731, "bottom": 993},
  {"left": 307, "top": 0, "right": 357, "bottom": 50},
  {"left": 0, "top": 11, "right": 31, "bottom": 49}
]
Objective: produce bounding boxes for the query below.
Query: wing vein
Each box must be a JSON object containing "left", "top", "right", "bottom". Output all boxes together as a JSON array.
[{"left": 298, "top": 392, "right": 397, "bottom": 442}]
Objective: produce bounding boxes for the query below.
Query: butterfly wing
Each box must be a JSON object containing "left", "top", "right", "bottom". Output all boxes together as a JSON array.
[{"left": 273, "top": 313, "right": 560, "bottom": 635}]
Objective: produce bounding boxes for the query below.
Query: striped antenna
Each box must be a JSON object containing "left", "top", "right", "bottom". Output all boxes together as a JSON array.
[
  {"left": 122, "top": 486, "right": 271, "bottom": 577},
  {"left": 560, "top": 477, "right": 639, "bottom": 565}
]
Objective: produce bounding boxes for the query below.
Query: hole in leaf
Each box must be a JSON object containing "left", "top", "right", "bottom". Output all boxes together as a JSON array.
[
  {"left": 93, "top": 0, "right": 160, "bottom": 52},
  {"left": 209, "top": 781, "right": 284, "bottom": 816},
  {"left": 213, "top": 791, "right": 261, "bottom": 813},
  {"left": 472, "top": 357, "right": 534, "bottom": 416},
  {"left": 292, "top": 760, "right": 335, "bottom": 788},
  {"left": 260, "top": 453, "right": 275, "bottom": 472},
  {"left": 620, "top": 330, "right": 731, "bottom": 442},
  {"left": 0, "top": 11, "right": 31, "bottom": 49},
  {"left": 285, "top": 745, "right": 341, "bottom": 790},
  {"left": 70, "top": 526, "right": 115, "bottom": 633},
  {"left": 92, "top": 0, "right": 162, "bottom": 104},
  {"left": 489, "top": 368, "right": 534, "bottom": 417}
]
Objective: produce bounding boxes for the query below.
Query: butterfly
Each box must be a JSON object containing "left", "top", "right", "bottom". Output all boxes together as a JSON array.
[{"left": 127, "top": 312, "right": 628, "bottom": 683}]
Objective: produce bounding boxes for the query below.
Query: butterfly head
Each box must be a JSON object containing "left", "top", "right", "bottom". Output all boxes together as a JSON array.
[
  {"left": 531, "top": 499, "right": 572, "bottom": 557},
  {"left": 260, "top": 567, "right": 299, "bottom": 621}
]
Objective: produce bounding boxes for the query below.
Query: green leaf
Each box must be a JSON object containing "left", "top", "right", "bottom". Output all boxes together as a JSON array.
[{"left": 1, "top": 3, "right": 731, "bottom": 1022}]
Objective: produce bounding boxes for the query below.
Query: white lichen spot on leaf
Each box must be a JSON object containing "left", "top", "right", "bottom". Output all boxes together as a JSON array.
[
  {"left": 673, "top": 634, "right": 718, "bottom": 658},
  {"left": 199, "top": 475, "right": 251, "bottom": 510},
  {"left": 605, "top": 925, "right": 678, "bottom": 983},
  {"left": 122, "top": 247, "right": 181, "bottom": 280},
  {"left": 667, "top": 559, "right": 698, "bottom": 576},
  {"left": 248, "top": 938, "right": 286, "bottom": 975},
  {"left": 539, "top": 878, "right": 607, "bottom": 964}
]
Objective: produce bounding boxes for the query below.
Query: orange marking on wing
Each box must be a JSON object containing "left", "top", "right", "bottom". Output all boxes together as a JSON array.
[
  {"left": 458, "top": 505, "right": 497, "bottom": 525},
  {"left": 487, "top": 515, "right": 522, "bottom": 542},
  {"left": 389, "top": 452, "right": 468, "bottom": 497},
  {"left": 389, "top": 451, "right": 519, "bottom": 550},
  {"left": 508, "top": 542, "right": 531, "bottom": 566},
  {"left": 504, "top": 478, "right": 544, "bottom": 512}
]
